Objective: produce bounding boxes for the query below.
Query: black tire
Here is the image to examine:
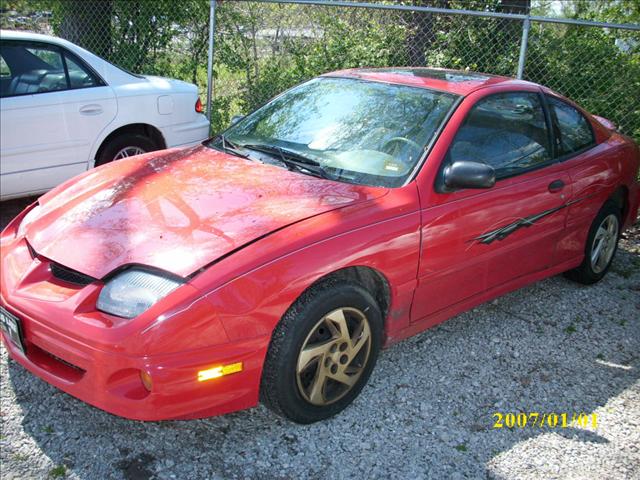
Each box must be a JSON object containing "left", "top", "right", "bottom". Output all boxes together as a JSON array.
[
  {"left": 564, "top": 201, "right": 621, "bottom": 285},
  {"left": 260, "top": 280, "right": 383, "bottom": 424},
  {"left": 95, "top": 134, "right": 158, "bottom": 166}
]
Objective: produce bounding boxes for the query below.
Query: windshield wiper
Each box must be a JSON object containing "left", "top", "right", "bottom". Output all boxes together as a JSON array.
[
  {"left": 241, "top": 144, "right": 320, "bottom": 165},
  {"left": 215, "top": 134, "right": 250, "bottom": 159},
  {"left": 241, "top": 143, "right": 334, "bottom": 179}
]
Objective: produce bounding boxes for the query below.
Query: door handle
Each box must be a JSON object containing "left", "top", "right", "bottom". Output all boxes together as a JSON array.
[
  {"left": 79, "top": 104, "right": 103, "bottom": 115},
  {"left": 548, "top": 179, "right": 565, "bottom": 192}
]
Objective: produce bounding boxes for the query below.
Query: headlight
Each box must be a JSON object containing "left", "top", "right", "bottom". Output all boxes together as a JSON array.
[{"left": 97, "top": 269, "right": 184, "bottom": 319}]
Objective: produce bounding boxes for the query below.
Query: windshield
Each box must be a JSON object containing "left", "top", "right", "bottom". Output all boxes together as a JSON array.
[{"left": 211, "top": 77, "right": 458, "bottom": 187}]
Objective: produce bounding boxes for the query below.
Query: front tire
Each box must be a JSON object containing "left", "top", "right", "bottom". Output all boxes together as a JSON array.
[
  {"left": 564, "top": 201, "right": 621, "bottom": 285},
  {"left": 260, "top": 281, "right": 382, "bottom": 424}
]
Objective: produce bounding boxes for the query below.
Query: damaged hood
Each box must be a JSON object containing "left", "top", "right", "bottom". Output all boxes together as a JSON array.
[{"left": 24, "top": 146, "right": 384, "bottom": 278}]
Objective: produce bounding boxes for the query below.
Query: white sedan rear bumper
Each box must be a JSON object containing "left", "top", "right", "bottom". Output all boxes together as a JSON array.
[{"left": 162, "top": 115, "right": 210, "bottom": 149}]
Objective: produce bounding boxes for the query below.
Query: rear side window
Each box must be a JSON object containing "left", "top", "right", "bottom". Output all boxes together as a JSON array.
[
  {"left": 447, "top": 92, "right": 552, "bottom": 179},
  {"left": 547, "top": 96, "right": 594, "bottom": 156},
  {"left": 0, "top": 41, "right": 102, "bottom": 98},
  {"left": 26, "top": 46, "right": 64, "bottom": 70},
  {"left": 12, "top": 44, "right": 68, "bottom": 95}
]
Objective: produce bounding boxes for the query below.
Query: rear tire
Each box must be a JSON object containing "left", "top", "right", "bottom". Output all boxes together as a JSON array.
[
  {"left": 95, "top": 134, "right": 158, "bottom": 166},
  {"left": 564, "top": 201, "right": 621, "bottom": 285},
  {"left": 260, "top": 280, "right": 382, "bottom": 424}
]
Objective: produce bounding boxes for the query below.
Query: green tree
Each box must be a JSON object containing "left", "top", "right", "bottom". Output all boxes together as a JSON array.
[{"left": 527, "top": 0, "right": 640, "bottom": 139}]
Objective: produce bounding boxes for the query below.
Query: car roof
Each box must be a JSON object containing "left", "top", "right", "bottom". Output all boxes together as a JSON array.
[
  {"left": 1, "top": 29, "right": 72, "bottom": 46},
  {"left": 324, "top": 67, "right": 538, "bottom": 96}
]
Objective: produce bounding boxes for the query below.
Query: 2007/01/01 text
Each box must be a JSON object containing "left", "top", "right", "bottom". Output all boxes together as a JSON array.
[{"left": 493, "top": 412, "right": 598, "bottom": 429}]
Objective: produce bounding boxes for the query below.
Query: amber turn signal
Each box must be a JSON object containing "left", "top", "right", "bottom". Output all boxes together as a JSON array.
[
  {"left": 140, "top": 370, "right": 153, "bottom": 392},
  {"left": 197, "top": 362, "right": 243, "bottom": 382}
]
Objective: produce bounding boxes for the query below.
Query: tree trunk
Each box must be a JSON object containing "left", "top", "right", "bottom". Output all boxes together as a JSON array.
[
  {"left": 404, "top": 0, "right": 531, "bottom": 65},
  {"left": 58, "top": 0, "right": 112, "bottom": 59},
  {"left": 497, "top": 0, "right": 531, "bottom": 15},
  {"left": 405, "top": 0, "right": 450, "bottom": 66}
]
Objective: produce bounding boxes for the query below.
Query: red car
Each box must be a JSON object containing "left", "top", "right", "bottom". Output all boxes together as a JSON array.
[{"left": 1, "top": 68, "right": 638, "bottom": 424}]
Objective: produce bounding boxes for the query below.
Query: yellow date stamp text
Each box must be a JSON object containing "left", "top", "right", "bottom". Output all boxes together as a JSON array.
[{"left": 493, "top": 412, "right": 598, "bottom": 429}]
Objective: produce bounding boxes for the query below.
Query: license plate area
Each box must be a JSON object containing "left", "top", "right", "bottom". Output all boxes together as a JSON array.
[{"left": 0, "top": 307, "right": 25, "bottom": 354}]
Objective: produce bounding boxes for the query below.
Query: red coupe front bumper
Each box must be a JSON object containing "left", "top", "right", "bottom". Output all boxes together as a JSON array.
[
  {"left": 0, "top": 296, "right": 267, "bottom": 420},
  {"left": 1, "top": 312, "right": 268, "bottom": 421}
]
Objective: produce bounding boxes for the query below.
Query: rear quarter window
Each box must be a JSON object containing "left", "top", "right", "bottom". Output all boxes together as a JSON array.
[
  {"left": 64, "top": 54, "right": 101, "bottom": 88},
  {"left": 547, "top": 96, "right": 595, "bottom": 156}
]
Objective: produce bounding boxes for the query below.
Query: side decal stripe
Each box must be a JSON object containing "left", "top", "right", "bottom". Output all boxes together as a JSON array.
[{"left": 472, "top": 197, "right": 583, "bottom": 245}]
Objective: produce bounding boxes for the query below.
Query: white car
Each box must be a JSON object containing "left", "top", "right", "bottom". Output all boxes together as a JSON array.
[{"left": 0, "top": 30, "right": 210, "bottom": 200}]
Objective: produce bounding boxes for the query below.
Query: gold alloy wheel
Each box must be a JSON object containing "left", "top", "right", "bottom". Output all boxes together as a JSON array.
[
  {"left": 296, "top": 307, "right": 372, "bottom": 406},
  {"left": 590, "top": 213, "right": 619, "bottom": 274}
]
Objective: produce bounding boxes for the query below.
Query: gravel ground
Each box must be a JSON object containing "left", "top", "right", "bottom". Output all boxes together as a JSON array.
[{"left": 1, "top": 197, "right": 638, "bottom": 480}]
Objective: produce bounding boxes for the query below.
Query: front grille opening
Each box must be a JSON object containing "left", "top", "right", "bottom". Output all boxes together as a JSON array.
[
  {"left": 50, "top": 262, "right": 96, "bottom": 286},
  {"left": 28, "top": 344, "right": 86, "bottom": 383}
]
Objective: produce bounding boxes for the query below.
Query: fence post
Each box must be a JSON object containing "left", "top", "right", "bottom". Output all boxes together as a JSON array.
[
  {"left": 206, "top": 0, "right": 217, "bottom": 123},
  {"left": 517, "top": 16, "right": 530, "bottom": 79}
]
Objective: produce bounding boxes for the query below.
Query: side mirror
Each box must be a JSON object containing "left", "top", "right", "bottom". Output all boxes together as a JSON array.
[
  {"left": 230, "top": 114, "right": 245, "bottom": 126},
  {"left": 443, "top": 161, "right": 496, "bottom": 190}
]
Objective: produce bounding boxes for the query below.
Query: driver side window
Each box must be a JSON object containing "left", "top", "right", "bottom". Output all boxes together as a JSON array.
[{"left": 448, "top": 92, "right": 552, "bottom": 179}]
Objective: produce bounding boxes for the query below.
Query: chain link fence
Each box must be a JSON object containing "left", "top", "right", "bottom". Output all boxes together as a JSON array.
[{"left": 2, "top": 0, "right": 639, "bottom": 140}]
